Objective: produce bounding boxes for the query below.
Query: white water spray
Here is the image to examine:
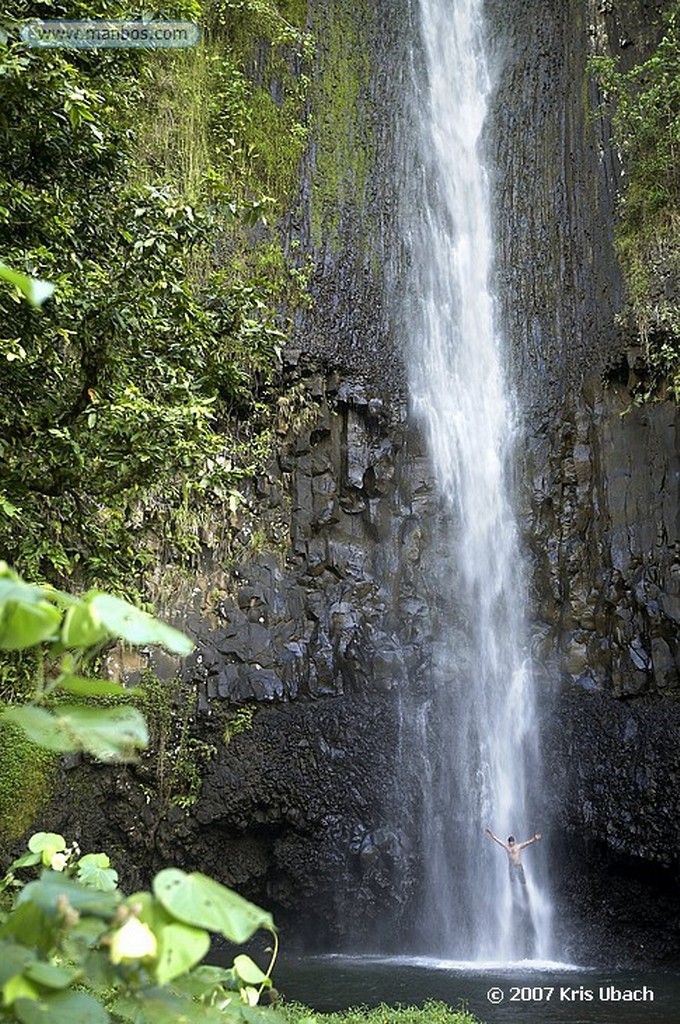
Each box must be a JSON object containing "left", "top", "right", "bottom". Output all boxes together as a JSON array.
[{"left": 395, "top": 0, "right": 553, "bottom": 959}]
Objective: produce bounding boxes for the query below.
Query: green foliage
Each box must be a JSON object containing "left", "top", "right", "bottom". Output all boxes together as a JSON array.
[
  {"left": 0, "top": 723, "right": 56, "bottom": 841},
  {"left": 0, "top": 0, "right": 312, "bottom": 590},
  {"left": 134, "top": 671, "right": 216, "bottom": 810},
  {"left": 278, "top": 1002, "right": 480, "bottom": 1024},
  {"left": 589, "top": 3, "right": 680, "bottom": 393},
  {"left": 0, "top": 832, "right": 282, "bottom": 1023},
  {"left": 0, "top": 575, "right": 283, "bottom": 1022},
  {"left": 0, "top": 560, "right": 193, "bottom": 761},
  {"left": 223, "top": 703, "right": 256, "bottom": 743},
  {"left": 0, "top": 265, "right": 53, "bottom": 308}
]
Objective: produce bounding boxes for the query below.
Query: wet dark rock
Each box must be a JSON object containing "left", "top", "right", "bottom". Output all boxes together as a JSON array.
[
  {"left": 485, "top": 0, "right": 680, "bottom": 963},
  {"left": 530, "top": 389, "right": 680, "bottom": 957}
]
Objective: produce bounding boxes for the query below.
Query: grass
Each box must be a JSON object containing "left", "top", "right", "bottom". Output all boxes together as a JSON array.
[{"left": 277, "top": 1001, "right": 482, "bottom": 1024}]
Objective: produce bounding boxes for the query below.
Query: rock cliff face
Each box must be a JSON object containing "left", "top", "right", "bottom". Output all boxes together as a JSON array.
[
  {"left": 532, "top": 391, "right": 680, "bottom": 962},
  {"left": 184, "top": 365, "right": 436, "bottom": 945},
  {"left": 39, "top": 0, "right": 680, "bottom": 964},
  {"left": 487, "top": 0, "right": 680, "bottom": 962},
  {"left": 45, "top": 357, "right": 445, "bottom": 947}
]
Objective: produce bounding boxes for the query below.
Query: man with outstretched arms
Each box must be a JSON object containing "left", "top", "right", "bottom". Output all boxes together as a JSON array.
[{"left": 484, "top": 827, "right": 542, "bottom": 885}]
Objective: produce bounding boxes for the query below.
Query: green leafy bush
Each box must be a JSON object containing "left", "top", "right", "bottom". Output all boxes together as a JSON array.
[
  {"left": 0, "top": 0, "right": 311, "bottom": 589},
  {"left": 0, "top": 560, "right": 191, "bottom": 761},
  {"left": 0, "top": 831, "right": 280, "bottom": 1023},
  {"left": 589, "top": 3, "right": 680, "bottom": 394},
  {"left": 0, "top": 567, "right": 284, "bottom": 1022}
]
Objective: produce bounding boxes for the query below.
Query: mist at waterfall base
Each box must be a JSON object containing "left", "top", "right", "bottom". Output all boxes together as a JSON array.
[{"left": 387, "top": 0, "right": 552, "bottom": 960}]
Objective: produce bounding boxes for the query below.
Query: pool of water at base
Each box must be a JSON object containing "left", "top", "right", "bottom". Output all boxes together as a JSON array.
[{"left": 273, "top": 955, "right": 680, "bottom": 1023}]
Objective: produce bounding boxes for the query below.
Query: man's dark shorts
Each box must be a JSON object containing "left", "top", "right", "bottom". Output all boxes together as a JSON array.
[{"left": 509, "top": 862, "right": 526, "bottom": 885}]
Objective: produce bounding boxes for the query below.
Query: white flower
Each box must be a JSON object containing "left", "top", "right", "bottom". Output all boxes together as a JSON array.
[
  {"left": 50, "top": 852, "right": 68, "bottom": 872},
  {"left": 243, "top": 986, "right": 260, "bottom": 1006},
  {"left": 109, "top": 917, "right": 158, "bottom": 964}
]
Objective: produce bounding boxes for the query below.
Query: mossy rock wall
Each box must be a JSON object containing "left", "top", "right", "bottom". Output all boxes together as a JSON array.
[
  {"left": 297, "top": 0, "right": 411, "bottom": 391},
  {"left": 0, "top": 722, "right": 57, "bottom": 851}
]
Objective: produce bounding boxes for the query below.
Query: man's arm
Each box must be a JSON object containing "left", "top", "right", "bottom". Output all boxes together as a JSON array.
[
  {"left": 519, "top": 833, "right": 542, "bottom": 850},
  {"left": 485, "top": 827, "right": 508, "bottom": 849}
]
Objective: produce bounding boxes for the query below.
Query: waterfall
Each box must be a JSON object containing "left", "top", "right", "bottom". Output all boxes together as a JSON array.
[{"left": 394, "top": 0, "right": 553, "bottom": 960}]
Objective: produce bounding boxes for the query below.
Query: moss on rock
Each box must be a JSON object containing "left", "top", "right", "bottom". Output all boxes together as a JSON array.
[
  {"left": 0, "top": 720, "right": 57, "bottom": 845},
  {"left": 307, "top": 0, "right": 373, "bottom": 251}
]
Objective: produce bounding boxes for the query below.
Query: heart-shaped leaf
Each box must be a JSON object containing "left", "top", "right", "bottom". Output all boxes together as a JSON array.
[
  {"left": 88, "top": 594, "right": 193, "bottom": 654},
  {"left": 0, "top": 600, "right": 61, "bottom": 650},
  {"left": 14, "top": 990, "right": 108, "bottom": 1024},
  {"left": 155, "top": 922, "right": 210, "bottom": 984},
  {"left": 77, "top": 855, "right": 119, "bottom": 893},
  {"left": 233, "top": 954, "right": 269, "bottom": 986},
  {"left": 153, "top": 870, "right": 273, "bottom": 943}
]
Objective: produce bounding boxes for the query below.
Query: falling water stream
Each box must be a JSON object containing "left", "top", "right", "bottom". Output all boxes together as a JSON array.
[{"left": 396, "top": 0, "right": 553, "bottom": 959}]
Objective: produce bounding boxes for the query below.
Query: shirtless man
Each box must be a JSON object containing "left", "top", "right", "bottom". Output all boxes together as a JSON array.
[{"left": 485, "top": 827, "right": 542, "bottom": 885}]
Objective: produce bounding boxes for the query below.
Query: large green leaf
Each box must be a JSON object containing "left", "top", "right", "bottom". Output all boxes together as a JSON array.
[
  {"left": 153, "top": 870, "right": 274, "bottom": 943},
  {"left": 57, "top": 676, "right": 136, "bottom": 698},
  {"left": 2, "top": 705, "right": 148, "bottom": 760},
  {"left": 0, "top": 600, "right": 61, "bottom": 650},
  {"left": 61, "top": 603, "right": 109, "bottom": 649},
  {"left": 88, "top": 594, "right": 194, "bottom": 654},
  {"left": 0, "top": 264, "right": 55, "bottom": 308},
  {"left": 0, "top": 941, "right": 36, "bottom": 985},
  {"left": 17, "top": 871, "right": 121, "bottom": 919},
  {"left": 1, "top": 707, "right": 80, "bottom": 753},
  {"left": 155, "top": 921, "right": 210, "bottom": 984},
  {"left": 77, "top": 854, "right": 119, "bottom": 893},
  {"left": 14, "top": 990, "right": 109, "bottom": 1024},
  {"left": 58, "top": 705, "right": 148, "bottom": 760}
]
